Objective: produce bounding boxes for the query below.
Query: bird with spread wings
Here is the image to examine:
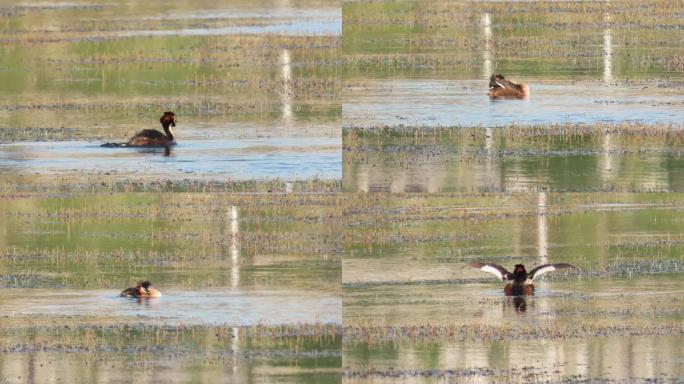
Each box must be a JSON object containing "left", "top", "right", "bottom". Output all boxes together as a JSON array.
[{"left": 468, "top": 262, "right": 577, "bottom": 296}]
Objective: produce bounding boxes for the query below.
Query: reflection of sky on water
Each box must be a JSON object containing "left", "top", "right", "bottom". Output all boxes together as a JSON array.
[
  {"left": 0, "top": 137, "right": 341, "bottom": 181},
  {"left": 0, "top": 288, "right": 340, "bottom": 326},
  {"left": 345, "top": 80, "right": 684, "bottom": 128}
]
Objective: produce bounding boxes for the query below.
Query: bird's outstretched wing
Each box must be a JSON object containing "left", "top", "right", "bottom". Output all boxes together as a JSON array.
[
  {"left": 468, "top": 262, "right": 511, "bottom": 281},
  {"left": 528, "top": 263, "right": 577, "bottom": 280}
]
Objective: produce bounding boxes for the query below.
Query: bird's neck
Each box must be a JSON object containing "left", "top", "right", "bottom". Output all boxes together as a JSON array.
[
  {"left": 512, "top": 272, "right": 527, "bottom": 282},
  {"left": 162, "top": 123, "right": 175, "bottom": 141}
]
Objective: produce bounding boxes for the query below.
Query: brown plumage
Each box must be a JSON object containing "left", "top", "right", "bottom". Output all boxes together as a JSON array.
[
  {"left": 101, "top": 112, "right": 177, "bottom": 148},
  {"left": 127, "top": 112, "right": 176, "bottom": 146},
  {"left": 488, "top": 74, "right": 529, "bottom": 99},
  {"left": 468, "top": 262, "right": 577, "bottom": 296},
  {"left": 120, "top": 281, "right": 162, "bottom": 298}
]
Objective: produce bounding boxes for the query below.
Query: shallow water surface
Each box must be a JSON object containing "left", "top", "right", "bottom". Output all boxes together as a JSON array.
[
  {"left": 0, "top": 288, "right": 340, "bottom": 325},
  {"left": 3, "top": 1, "right": 341, "bottom": 37},
  {"left": 345, "top": 277, "right": 684, "bottom": 324},
  {"left": 345, "top": 80, "right": 684, "bottom": 128},
  {"left": 344, "top": 195, "right": 684, "bottom": 382},
  {"left": 345, "top": 277, "right": 684, "bottom": 382},
  {"left": 0, "top": 137, "right": 340, "bottom": 181},
  {"left": 342, "top": 0, "right": 684, "bottom": 195},
  {"left": 113, "top": 9, "right": 341, "bottom": 37},
  {"left": 0, "top": 192, "right": 343, "bottom": 382},
  {"left": 0, "top": 0, "right": 341, "bottom": 190}
]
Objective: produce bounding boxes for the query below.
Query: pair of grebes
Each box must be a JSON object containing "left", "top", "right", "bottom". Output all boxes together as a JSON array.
[
  {"left": 120, "top": 281, "right": 162, "bottom": 298},
  {"left": 488, "top": 74, "right": 528, "bottom": 98},
  {"left": 102, "top": 74, "right": 526, "bottom": 151}
]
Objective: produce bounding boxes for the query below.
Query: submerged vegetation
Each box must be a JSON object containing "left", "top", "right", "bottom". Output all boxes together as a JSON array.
[{"left": 344, "top": 122, "right": 684, "bottom": 193}]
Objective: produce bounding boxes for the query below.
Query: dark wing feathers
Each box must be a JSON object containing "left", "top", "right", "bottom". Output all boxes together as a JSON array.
[
  {"left": 528, "top": 263, "right": 577, "bottom": 280},
  {"left": 133, "top": 129, "right": 165, "bottom": 140},
  {"left": 467, "top": 262, "right": 510, "bottom": 281}
]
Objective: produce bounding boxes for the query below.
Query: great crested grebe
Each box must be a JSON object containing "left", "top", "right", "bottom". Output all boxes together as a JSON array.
[
  {"left": 120, "top": 281, "right": 162, "bottom": 298},
  {"left": 101, "top": 112, "right": 176, "bottom": 148},
  {"left": 488, "top": 74, "right": 529, "bottom": 99},
  {"left": 468, "top": 262, "right": 577, "bottom": 296}
]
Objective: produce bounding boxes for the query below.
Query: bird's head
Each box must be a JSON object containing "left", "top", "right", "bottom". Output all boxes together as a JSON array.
[
  {"left": 489, "top": 74, "right": 506, "bottom": 89},
  {"left": 512, "top": 264, "right": 527, "bottom": 280},
  {"left": 160, "top": 111, "right": 176, "bottom": 128}
]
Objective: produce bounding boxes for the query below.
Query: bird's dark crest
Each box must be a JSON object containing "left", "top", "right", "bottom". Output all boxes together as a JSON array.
[{"left": 161, "top": 111, "right": 176, "bottom": 127}]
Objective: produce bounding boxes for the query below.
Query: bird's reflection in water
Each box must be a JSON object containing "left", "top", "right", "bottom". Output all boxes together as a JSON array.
[
  {"left": 504, "top": 296, "right": 528, "bottom": 312},
  {"left": 135, "top": 297, "right": 160, "bottom": 307},
  {"left": 513, "top": 296, "right": 527, "bottom": 312},
  {"left": 132, "top": 145, "right": 173, "bottom": 157}
]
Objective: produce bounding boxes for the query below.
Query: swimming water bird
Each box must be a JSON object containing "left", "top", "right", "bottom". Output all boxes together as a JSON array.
[
  {"left": 488, "top": 74, "right": 529, "bottom": 99},
  {"left": 468, "top": 262, "right": 577, "bottom": 296},
  {"left": 120, "top": 281, "right": 162, "bottom": 298},
  {"left": 101, "top": 111, "right": 177, "bottom": 148}
]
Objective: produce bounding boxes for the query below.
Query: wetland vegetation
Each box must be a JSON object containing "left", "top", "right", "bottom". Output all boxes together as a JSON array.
[
  {"left": 0, "top": 0, "right": 341, "bottom": 189},
  {"left": 343, "top": 193, "right": 684, "bottom": 382},
  {"left": 5, "top": 0, "right": 684, "bottom": 382},
  {"left": 0, "top": 1, "right": 343, "bottom": 382},
  {"left": 341, "top": 1, "right": 684, "bottom": 381},
  {"left": 0, "top": 191, "right": 343, "bottom": 382},
  {"left": 343, "top": 1, "right": 684, "bottom": 79},
  {"left": 343, "top": 0, "right": 684, "bottom": 194}
]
